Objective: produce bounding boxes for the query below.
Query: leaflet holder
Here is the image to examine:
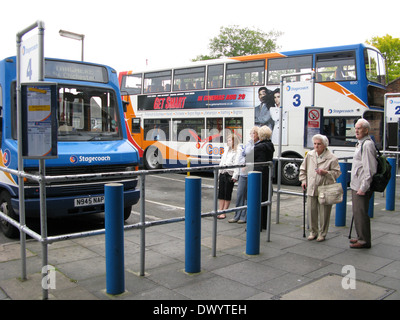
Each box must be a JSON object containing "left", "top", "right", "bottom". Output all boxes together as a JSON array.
[{"left": 21, "top": 82, "right": 58, "bottom": 159}]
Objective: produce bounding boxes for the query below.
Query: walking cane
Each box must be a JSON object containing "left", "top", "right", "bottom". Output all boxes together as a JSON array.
[
  {"left": 348, "top": 216, "right": 354, "bottom": 239},
  {"left": 303, "top": 188, "right": 306, "bottom": 238}
]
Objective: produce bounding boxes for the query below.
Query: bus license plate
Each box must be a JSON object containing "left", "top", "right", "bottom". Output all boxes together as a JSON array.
[{"left": 74, "top": 196, "right": 105, "bottom": 207}]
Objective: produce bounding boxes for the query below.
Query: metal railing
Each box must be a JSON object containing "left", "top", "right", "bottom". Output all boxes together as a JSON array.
[
  {"left": 0, "top": 161, "right": 273, "bottom": 300},
  {"left": 1, "top": 152, "right": 398, "bottom": 300}
]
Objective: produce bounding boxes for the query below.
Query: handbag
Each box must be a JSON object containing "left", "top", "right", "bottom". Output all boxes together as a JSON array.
[{"left": 317, "top": 182, "right": 343, "bottom": 205}]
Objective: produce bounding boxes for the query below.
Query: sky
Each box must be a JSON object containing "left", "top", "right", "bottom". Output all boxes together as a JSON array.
[{"left": 1, "top": 0, "right": 399, "bottom": 74}]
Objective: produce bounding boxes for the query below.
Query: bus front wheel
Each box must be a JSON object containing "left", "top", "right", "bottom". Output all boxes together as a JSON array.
[
  {"left": 281, "top": 159, "right": 301, "bottom": 186},
  {"left": 144, "top": 146, "right": 163, "bottom": 170},
  {"left": 0, "top": 191, "right": 19, "bottom": 239}
]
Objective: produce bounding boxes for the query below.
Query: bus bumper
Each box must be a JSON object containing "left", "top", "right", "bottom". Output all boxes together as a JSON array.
[{"left": 11, "top": 189, "right": 140, "bottom": 218}]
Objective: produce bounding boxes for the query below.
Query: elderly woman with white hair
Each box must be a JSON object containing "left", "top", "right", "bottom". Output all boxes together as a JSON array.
[{"left": 299, "top": 134, "right": 341, "bottom": 242}]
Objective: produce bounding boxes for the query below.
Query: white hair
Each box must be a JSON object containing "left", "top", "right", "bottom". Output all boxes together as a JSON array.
[
  {"left": 356, "top": 118, "right": 371, "bottom": 132},
  {"left": 312, "top": 134, "right": 329, "bottom": 147}
]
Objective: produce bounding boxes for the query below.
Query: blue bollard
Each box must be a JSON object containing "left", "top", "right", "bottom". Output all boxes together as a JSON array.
[
  {"left": 105, "top": 183, "right": 125, "bottom": 295},
  {"left": 368, "top": 192, "right": 374, "bottom": 218},
  {"left": 335, "top": 162, "right": 350, "bottom": 227},
  {"left": 386, "top": 158, "right": 396, "bottom": 211},
  {"left": 246, "top": 171, "right": 261, "bottom": 255},
  {"left": 185, "top": 176, "right": 201, "bottom": 274}
]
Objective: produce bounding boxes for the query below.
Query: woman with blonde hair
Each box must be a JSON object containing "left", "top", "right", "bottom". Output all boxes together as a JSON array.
[
  {"left": 299, "top": 134, "right": 341, "bottom": 241},
  {"left": 229, "top": 126, "right": 259, "bottom": 223},
  {"left": 217, "top": 133, "right": 241, "bottom": 219}
]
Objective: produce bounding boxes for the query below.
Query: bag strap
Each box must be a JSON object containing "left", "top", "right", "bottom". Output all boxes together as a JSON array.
[
  {"left": 322, "top": 172, "right": 336, "bottom": 185},
  {"left": 360, "top": 138, "right": 380, "bottom": 157}
]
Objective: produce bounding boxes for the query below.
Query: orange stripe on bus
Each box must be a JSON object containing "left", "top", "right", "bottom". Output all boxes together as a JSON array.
[{"left": 320, "top": 82, "right": 368, "bottom": 108}]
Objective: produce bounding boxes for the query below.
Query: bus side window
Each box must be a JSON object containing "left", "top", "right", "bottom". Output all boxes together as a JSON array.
[
  {"left": 316, "top": 51, "right": 356, "bottom": 82},
  {"left": 122, "top": 73, "right": 142, "bottom": 95},
  {"left": 207, "top": 65, "right": 224, "bottom": 89},
  {"left": 267, "top": 56, "right": 312, "bottom": 85},
  {"left": 226, "top": 60, "right": 265, "bottom": 88},
  {"left": 206, "top": 118, "right": 223, "bottom": 142},
  {"left": 144, "top": 119, "right": 169, "bottom": 141}
]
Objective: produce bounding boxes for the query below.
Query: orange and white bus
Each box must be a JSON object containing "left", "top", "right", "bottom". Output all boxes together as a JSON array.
[{"left": 119, "top": 43, "right": 386, "bottom": 185}]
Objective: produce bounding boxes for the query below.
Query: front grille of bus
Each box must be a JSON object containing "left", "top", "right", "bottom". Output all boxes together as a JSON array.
[
  {"left": 24, "top": 164, "right": 134, "bottom": 177},
  {"left": 23, "top": 164, "right": 138, "bottom": 198}
]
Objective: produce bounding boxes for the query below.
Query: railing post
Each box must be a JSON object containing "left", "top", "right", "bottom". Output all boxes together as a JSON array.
[
  {"left": 386, "top": 157, "right": 396, "bottom": 211},
  {"left": 105, "top": 183, "right": 125, "bottom": 295},
  {"left": 246, "top": 171, "right": 261, "bottom": 255},
  {"left": 335, "top": 162, "right": 350, "bottom": 227},
  {"left": 185, "top": 176, "right": 201, "bottom": 273},
  {"left": 266, "top": 164, "right": 273, "bottom": 242},
  {"left": 212, "top": 168, "right": 218, "bottom": 257},
  {"left": 139, "top": 173, "right": 146, "bottom": 276}
]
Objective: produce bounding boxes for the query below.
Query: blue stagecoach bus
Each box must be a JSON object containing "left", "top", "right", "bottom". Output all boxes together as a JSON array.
[{"left": 0, "top": 56, "right": 140, "bottom": 238}]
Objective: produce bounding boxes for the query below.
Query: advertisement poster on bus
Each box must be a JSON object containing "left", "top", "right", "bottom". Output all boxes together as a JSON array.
[{"left": 138, "top": 86, "right": 287, "bottom": 145}]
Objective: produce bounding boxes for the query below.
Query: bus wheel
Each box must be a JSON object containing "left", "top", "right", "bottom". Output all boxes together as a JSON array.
[
  {"left": 124, "top": 206, "right": 132, "bottom": 220},
  {"left": 144, "top": 146, "right": 162, "bottom": 170},
  {"left": 281, "top": 160, "right": 301, "bottom": 186},
  {"left": 0, "top": 191, "right": 19, "bottom": 239}
]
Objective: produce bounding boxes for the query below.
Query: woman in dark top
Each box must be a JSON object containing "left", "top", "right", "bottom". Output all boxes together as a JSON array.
[{"left": 253, "top": 125, "right": 275, "bottom": 230}]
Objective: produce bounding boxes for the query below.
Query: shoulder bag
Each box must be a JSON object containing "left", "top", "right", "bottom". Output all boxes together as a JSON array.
[{"left": 317, "top": 182, "right": 343, "bottom": 205}]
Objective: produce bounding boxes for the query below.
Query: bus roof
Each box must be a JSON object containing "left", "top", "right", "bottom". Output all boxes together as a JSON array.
[{"left": 121, "top": 43, "right": 380, "bottom": 74}]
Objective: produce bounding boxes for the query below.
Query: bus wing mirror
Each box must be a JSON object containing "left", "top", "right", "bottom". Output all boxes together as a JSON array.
[{"left": 122, "top": 100, "right": 129, "bottom": 113}]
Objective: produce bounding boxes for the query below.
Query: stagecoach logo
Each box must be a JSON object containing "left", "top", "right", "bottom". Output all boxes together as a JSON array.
[
  {"left": 3, "top": 149, "right": 11, "bottom": 167},
  {"left": 285, "top": 84, "right": 310, "bottom": 92},
  {"left": 69, "top": 155, "right": 111, "bottom": 164},
  {"left": 70, "top": 155, "right": 78, "bottom": 164},
  {"left": 22, "top": 43, "right": 39, "bottom": 56}
]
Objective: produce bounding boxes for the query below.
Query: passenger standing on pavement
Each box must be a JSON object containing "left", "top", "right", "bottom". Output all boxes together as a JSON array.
[
  {"left": 254, "top": 126, "right": 275, "bottom": 231},
  {"left": 349, "top": 118, "right": 377, "bottom": 248},
  {"left": 217, "top": 134, "right": 241, "bottom": 219},
  {"left": 229, "top": 127, "right": 259, "bottom": 224},
  {"left": 299, "top": 134, "right": 341, "bottom": 242}
]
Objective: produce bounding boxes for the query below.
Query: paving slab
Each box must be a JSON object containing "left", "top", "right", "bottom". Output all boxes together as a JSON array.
[
  {"left": 1, "top": 179, "right": 400, "bottom": 300},
  {"left": 279, "top": 274, "right": 394, "bottom": 300}
]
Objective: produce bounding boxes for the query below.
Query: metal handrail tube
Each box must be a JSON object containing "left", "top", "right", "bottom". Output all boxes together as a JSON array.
[
  {"left": 0, "top": 210, "right": 41, "bottom": 241},
  {"left": 0, "top": 159, "right": 275, "bottom": 295}
]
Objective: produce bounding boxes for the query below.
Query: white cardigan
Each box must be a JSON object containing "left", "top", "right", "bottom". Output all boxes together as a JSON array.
[{"left": 219, "top": 147, "right": 241, "bottom": 181}]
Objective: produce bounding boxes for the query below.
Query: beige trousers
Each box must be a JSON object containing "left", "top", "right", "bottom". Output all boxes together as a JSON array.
[{"left": 308, "top": 195, "right": 332, "bottom": 237}]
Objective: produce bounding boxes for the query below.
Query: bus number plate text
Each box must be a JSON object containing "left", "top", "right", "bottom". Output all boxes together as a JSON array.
[{"left": 74, "top": 196, "right": 105, "bottom": 207}]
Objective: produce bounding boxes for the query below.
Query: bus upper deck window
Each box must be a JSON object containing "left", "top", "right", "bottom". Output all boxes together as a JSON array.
[
  {"left": 226, "top": 60, "right": 265, "bottom": 88},
  {"left": 207, "top": 64, "right": 224, "bottom": 89},
  {"left": 122, "top": 73, "right": 142, "bottom": 95},
  {"left": 316, "top": 51, "right": 356, "bottom": 82}
]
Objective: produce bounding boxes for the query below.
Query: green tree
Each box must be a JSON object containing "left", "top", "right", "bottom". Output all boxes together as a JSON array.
[
  {"left": 367, "top": 34, "right": 400, "bottom": 82},
  {"left": 193, "top": 25, "right": 283, "bottom": 61}
]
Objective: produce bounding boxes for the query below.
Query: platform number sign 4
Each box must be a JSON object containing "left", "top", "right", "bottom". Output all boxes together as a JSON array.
[
  {"left": 21, "top": 34, "right": 40, "bottom": 83},
  {"left": 26, "top": 58, "right": 33, "bottom": 80}
]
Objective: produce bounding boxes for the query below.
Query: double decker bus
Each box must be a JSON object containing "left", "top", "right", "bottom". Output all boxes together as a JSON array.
[
  {"left": 119, "top": 43, "right": 386, "bottom": 184},
  {"left": 0, "top": 57, "right": 140, "bottom": 238}
]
